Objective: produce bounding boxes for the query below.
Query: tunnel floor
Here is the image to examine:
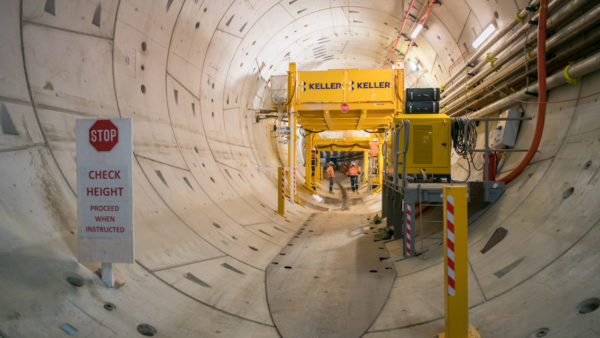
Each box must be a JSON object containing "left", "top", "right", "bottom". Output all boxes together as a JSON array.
[{"left": 266, "top": 201, "right": 396, "bottom": 338}]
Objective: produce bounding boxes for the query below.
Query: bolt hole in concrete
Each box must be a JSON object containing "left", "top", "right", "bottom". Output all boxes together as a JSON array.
[
  {"left": 584, "top": 160, "right": 592, "bottom": 169},
  {"left": 577, "top": 297, "right": 600, "bottom": 314},
  {"left": 284, "top": 266, "right": 292, "bottom": 269},
  {"left": 137, "top": 323, "right": 157, "bottom": 336},
  {"left": 141, "top": 41, "right": 147, "bottom": 51},
  {"left": 272, "top": 262, "right": 279, "bottom": 265},
  {"left": 66, "top": 274, "right": 84, "bottom": 287},
  {"left": 195, "top": 22, "right": 200, "bottom": 29},
  {"left": 369, "top": 270, "right": 378, "bottom": 273},
  {"left": 104, "top": 302, "right": 116, "bottom": 311},
  {"left": 562, "top": 187, "right": 574, "bottom": 200},
  {"left": 533, "top": 327, "right": 549, "bottom": 337},
  {"left": 141, "top": 84, "right": 146, "bottom": 94}
]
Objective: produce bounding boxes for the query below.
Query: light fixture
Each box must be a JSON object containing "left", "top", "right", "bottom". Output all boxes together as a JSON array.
[
  {"left": 472, "top": 23, "right": 496, "bottom": 49},
  {"left": 408, "top": 60, "right": 418, "bottom": 72},
  {"left": 410, "top": 24, "right": 423, "bottom": 39}
]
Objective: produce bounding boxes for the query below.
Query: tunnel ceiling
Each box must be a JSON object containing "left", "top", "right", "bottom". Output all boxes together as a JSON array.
[{"left": 237, "top": 0, "right": 523, "bottom": 89}]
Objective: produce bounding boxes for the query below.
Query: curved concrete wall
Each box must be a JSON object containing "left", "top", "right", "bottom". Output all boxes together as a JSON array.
[{"left": 0, "top": 1, "right": 598, "bottom": 337}]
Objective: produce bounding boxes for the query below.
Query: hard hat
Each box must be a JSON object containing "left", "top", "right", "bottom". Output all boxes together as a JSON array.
[{"left": 329, "top": 161, "right": 334, "bottom": 165}]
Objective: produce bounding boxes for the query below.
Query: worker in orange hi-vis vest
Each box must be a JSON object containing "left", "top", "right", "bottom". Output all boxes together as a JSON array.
[
  {"left": 326, "top": 161, "right": 335, "bottom": 193},
  {"left": 347, "top": 163, "right": 361, "bottom": 193}
]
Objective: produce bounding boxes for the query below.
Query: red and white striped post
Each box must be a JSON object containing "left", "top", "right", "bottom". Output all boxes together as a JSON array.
[
  {"left": 404, "top": 202, "right": 414, "bottom": 256},
  {"left": 439, "top": 185, "right": 480, "bottom": 338},
  {"left": 446, "top": 195, "right": 456, "bottom": 296}
]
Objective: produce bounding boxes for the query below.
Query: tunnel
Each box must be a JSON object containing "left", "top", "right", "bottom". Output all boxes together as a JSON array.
[{"left": 1, "top": 0, "right": 599, "bottom": 337}]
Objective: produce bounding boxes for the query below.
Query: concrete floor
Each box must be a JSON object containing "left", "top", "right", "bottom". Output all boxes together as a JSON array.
[{"left": 1, "top": 1, "right": 600, "bottom": 337}]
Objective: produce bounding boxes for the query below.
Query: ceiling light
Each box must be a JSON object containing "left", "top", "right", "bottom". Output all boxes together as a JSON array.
[
  {"left": 472, "top": 23, "right": 496, "bottom": 49},
  {"left": 408, "top": 60, "right": 418, "bottom": 72},
  {"left": 410, "top": 24, "right": 423, "bottom": 39}
]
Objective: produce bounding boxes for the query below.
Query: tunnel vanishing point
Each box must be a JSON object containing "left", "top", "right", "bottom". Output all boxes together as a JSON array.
[{"left": 1, "top": 0, "right": 600, "bottom": 337}]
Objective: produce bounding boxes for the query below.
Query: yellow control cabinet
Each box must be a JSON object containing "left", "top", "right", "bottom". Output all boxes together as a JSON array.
[{"left": 394, "top": 114, "right": 451, "bottom": 176}]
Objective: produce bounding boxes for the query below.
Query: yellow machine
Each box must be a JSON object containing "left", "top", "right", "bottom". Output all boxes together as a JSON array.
[
  {"left": 288, "top": 63, "right": 404, "bottom": 131},
  {"left": 391, "top": 114, "right": 452, "bottom": 176},
  {"left": 287, "top": 63, "right": 400, "bottom": 194}
]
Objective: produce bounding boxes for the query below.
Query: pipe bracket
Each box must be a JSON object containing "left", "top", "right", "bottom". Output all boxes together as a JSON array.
[
  {"left": 516, "top": 10, "right": 527, "bottom": 24},
  {"left": 563, "top": 62, "right": 578, "bottom": 84}
]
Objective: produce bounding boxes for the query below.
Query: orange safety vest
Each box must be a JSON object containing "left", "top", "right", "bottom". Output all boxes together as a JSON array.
[
  {"left": 326, "top": 166, "right": 335, "bottom": 178},
  {"left": 347, "top": 167, "right": 359, "bottom": 176}
]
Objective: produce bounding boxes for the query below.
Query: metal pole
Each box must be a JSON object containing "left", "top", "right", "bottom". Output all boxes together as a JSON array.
[
  {"left": 392, "top": 127, "right": 400, "bottom": 187},
  {"left": 362, "top": 151, "right": 369, "bottom": 184},
  {"left": 484, "top": 119, "right": 489, "bottom": 182},
  {"left": 278, "top": 166, "right": 286, "bottom": 217},
  {"left": 289, "top": 109, "right": 296, "bottom": 203},
  {"left": 402, "top": 121, "right": 410, "bottom": 190},
  {"left": 102, "top": 262, "right": 115, "bottom": 288},
  {"left": 418, "top": 183, "right": 424, "bottom": 254},
  {"left": 304, "top": 133, "right": 314, "bottom": 193}
]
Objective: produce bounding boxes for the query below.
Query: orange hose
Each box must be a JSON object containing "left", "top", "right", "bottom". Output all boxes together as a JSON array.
[
  {"left": 388, "top": 0, "right": 417, "bottom": 65},
  {"left": 403, "top": 0, "right": 436, "bottom": 63},
  {"left": 496, "top": 0, "right": 548, "bottom": 183}
]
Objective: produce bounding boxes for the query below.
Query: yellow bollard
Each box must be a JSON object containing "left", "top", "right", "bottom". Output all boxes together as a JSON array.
[
  {"left": 362, "top": 151, "right": 369, "bottom": 184},
  {"left": 277, "top": 167, "right": 286, "bottom": 217},
  {"left": 439, "top": 186, "right": 480, "bottom": 338}
]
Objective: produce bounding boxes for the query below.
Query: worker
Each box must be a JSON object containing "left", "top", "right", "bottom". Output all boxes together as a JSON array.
[
  {"left": 326, "top": 161, "right": 335, "bottom": 193},
  {"left": 347, "top": 163, "right": 360, "bottom": 193}
]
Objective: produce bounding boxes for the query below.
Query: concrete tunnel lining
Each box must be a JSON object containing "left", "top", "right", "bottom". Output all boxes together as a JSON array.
[{"left": 1, "top": 0, "right": 600, "bottom": 337}]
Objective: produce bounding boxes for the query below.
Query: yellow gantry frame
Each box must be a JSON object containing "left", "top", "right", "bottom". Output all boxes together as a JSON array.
[
  {"left": 287, "top": 62, "right": 403, "bottom": 196},
  {"left": 302, "top": 136, "right": 384, "bottom": 193}
]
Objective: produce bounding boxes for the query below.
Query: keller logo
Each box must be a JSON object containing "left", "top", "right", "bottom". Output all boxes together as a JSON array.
[{"left": 301, "top": 81, "right": 342, "bottom": 91}]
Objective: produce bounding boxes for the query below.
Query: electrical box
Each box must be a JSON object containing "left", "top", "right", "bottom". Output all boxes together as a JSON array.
[
  {"left": 493, "top": 108, "right": 521, "bottom": 148},
  {"left": 394, "top": 114, "right": 452, "bottom": 175}
]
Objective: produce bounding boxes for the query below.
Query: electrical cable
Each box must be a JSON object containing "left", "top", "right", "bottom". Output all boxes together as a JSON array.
[
  {"left": 302, "top": 128, "right": 325, "bottom": 135},
  {"left": 316, "top": 144, "right": 370, "bottom": 150},
  {"left": 394, "top": 75, "right": 404, "bottom": 105},
  {"left": 450, "top": 116, "right": 477, "bottom": 159},
  {"left": 284, "top": 79, "right": 296, "bottom": 108},
  {"left": 450, "top": 116, "right": 482, "bottom": 183}
]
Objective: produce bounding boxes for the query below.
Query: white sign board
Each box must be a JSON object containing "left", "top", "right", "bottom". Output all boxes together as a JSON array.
[
  {"left": 277, "top": 138, "right": 289, "bottom": 144},
  {"left": 76, "top": 118, "right": 133, "bottom": 263},
  {"left": 277, "top": 126, "right": 290, "bottom": 136}
]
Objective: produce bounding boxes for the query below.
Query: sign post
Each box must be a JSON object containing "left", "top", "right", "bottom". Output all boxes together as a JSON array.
[
  {"left": 439, "top": 186, "right": 480, "bottom": 338},
  {"left": 76, "top": 118, "right": 133, "bottom": 288}
]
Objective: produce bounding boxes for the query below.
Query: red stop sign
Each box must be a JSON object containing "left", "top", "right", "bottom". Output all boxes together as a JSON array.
[
  {"left": 341, "top": 103, "right": 349, "bottom": 113},
  {"left": 89, "top": 120, "right": 118, "bottom": 152}
]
